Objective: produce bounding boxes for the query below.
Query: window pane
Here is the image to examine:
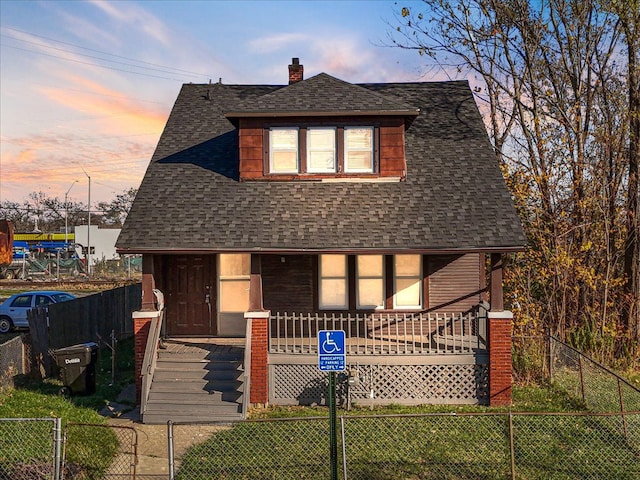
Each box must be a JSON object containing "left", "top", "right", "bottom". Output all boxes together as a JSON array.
[
  {"left": 321, "top": 254, "right": 346, "bottom": 277},
  {"left": 345, "top": 127, "right": 373, "bottom": 172},
  {"left": 220, "top": 254, "right": 250, "bottom": 277},
  {"left": 272, "top": 151, "right": 298, "bottom": 172},
  {"left": 358, "top": 278, "right": 384, "bottom": 308},
  {"left": 308, "top": 128, "right": 335, "bottom": 149},
  {"left": 271, "top": 129, "right": 297, "bottom": 148},
  {"left": 346, "top": 151, "right": 373, "bottom": 171},
  {"left": 308, "top": 151, "right": 336, "bottom": 172},
  {"left": 395, "top": 255, "right": 421, "bottom": 276},
  {"left": 270, "top": 128, "right": 298, "bottom": 173},
  {"left": 346, "top": 128, "right": 372, "bottom": 149},
  {"left": 395, "top": 279, "right": 421, "bottom": 307},
  {"left": 220, "top": 280, "right": 250, "bottom": 312},
  {"left": 357, "top": 255, "right": 382, "bottom": 277},
  {"left": 320, "top": 279, "right": 347, "bottom": 308},
  {"left": 11, "top": 296, "right": 31, "bottom": 308},
  {"left": 308, "top": 128, "right": 336, "bottom": 172}
]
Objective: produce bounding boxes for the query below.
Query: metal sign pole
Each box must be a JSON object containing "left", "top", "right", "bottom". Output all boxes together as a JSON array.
[
  {"left": 329, "top": 371, "right": 338, "bottom": 480},
  {"left": 318, "top": 329, "right": 345, "bottom": 480}
]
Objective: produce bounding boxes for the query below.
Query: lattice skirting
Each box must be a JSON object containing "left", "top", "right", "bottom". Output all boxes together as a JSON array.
[{"left": 269, "top": 357, "right": 489, "bottom": 406}]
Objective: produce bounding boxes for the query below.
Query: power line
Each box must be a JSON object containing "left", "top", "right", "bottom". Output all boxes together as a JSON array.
[
  {"left": 2, "top": 44, "right": 188, "bottom": 82},
  {"left": 3, "top": 26, "right": 215, "bottom": 78},
  {"left": 1, "top": 33, "right": 206, "bottom": 79}
]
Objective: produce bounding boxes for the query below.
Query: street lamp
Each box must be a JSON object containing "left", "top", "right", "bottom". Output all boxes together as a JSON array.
[{"left": 64, "top": 180, "right": 78, "bottom": 244}]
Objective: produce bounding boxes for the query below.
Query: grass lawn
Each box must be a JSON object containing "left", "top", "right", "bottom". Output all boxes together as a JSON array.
[
  {"left": 0, "top": 336, "right": 135, "bottom": 478},
  {"left": 178, "top": 382, "right": 639, "bottom": 480}
]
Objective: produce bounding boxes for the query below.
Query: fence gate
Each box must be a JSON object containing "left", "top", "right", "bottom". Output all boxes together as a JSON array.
[{"left": 63, "top": 423, "right": 137, "bottom": 479}]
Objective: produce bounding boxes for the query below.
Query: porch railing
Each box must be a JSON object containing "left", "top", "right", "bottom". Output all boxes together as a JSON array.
[
  {"left": 269, "top": 305, "right": 487, "bottom": 355},
  {"left": 140, "top": 308, "right": 164, "bottom": 416}
]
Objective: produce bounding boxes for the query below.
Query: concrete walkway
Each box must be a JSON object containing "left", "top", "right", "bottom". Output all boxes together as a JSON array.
[{"left": 102, "top": 384, "right": 230, "bottom": 478}]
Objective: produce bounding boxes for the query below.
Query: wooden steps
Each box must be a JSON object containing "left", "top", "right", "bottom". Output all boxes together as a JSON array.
[{"left": 142, "top": 339, "right": 245, "bottom": 424}]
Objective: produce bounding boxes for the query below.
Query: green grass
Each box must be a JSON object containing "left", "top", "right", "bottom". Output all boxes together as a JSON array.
[
  {"left": 0, "top": 337, "right": 135, "bottom": 478},
  {"left": 178, "top": 383, "right": 640, "bottom": 480},
  {"left": 178, "top": 410, "right": 640, "bottom": 480}
]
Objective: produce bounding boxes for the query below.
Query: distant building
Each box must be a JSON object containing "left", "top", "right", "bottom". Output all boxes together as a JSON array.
[{"left": 74, "top": 225, "right": 121, "bottom": 266}]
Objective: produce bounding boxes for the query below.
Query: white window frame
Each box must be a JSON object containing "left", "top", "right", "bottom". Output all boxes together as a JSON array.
[
  {"left": 344, "top": 126, "right": 374, "bottom": 173},
  {"left": 307, "top": 127, "right": 336, "bottom": 173},
  {"left": 319, "top": 254, "right": 348, "bottom": 309},
  {"left": 218, "top": 254, "right": 251, "bottom": 313},
  {"left": 356, "top": 255, "right": 384, "bottom": 310},
  {"left": 393, "top": 254, "right": 422, "bottom": 309},
  {"left": 269, "top": 127, "right": 299, "bottom": 174}
]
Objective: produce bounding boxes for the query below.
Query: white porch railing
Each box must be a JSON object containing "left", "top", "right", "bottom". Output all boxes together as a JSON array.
[{"left": 269, "top": 306, "right": 487, "bottom": 355}]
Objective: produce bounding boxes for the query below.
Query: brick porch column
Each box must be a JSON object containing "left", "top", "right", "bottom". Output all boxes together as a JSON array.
[
  {"left": 245, "top": 311, "right": 270, "bottom": 406},
  {"left": 488, "top": 310, "right": 513, "bottom": 406},
  {"left": 132, "top": 310, "right": 161, "bottom": 404}
]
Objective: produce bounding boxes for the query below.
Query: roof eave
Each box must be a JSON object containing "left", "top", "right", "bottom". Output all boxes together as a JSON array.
[
  {"left": 224, "top": 109, "right": 420, "bottom": 119},
  {"left": 116, "top": 245, "right": 526, "bottom": 256}
]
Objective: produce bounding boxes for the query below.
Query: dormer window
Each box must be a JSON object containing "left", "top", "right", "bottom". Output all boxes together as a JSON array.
[
  {"left": 269, "top": 127, "right": 299, "bottom": 173},
  {"left": 266, "top": 125, "right": 376, "bottom": 176},
  {"left": 344, "top": 127, "right": 374, "bottom": 173},
  {"left": 307, "top": 127, "right": 336, "bottom": 173}
]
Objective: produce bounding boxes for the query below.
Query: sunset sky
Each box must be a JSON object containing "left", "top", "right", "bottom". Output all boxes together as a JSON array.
[{"left": 1, "top": 0, "right": 445, "bottom": 206}]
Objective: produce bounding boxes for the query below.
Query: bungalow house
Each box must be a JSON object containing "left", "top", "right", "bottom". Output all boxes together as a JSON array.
[{"left": 116, "top": 58, "right": 526, "bottom": 423}]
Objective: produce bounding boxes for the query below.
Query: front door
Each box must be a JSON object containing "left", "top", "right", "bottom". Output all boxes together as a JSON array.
[{"left": 164, "top": 255, "right": 216, "bottom": 336}]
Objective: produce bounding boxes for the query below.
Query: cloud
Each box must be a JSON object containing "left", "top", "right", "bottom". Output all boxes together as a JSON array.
[
  {"left": 248, "top": 33, "right": 309, "bottom": 54},
  {"left": 88, "top": 0, "right": 172, "bottom": 46},
  {"left": 36, "top": 73, "right": 167, "bottom": 137}
]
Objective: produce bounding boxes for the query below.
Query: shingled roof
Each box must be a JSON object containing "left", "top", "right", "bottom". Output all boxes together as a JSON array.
[
  {"left": 225, "top": 73, "right": 420, "bottom": 117},
  {"left": 116, "top": 75, "right": 526, "bottom": 253}
]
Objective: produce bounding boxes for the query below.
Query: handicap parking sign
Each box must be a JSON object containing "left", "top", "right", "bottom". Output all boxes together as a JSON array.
[{"left": 318, "top": 330, "right": 346, "bottom": 371}]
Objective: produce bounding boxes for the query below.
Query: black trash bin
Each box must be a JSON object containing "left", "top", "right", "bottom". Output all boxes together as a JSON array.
[{"left": 54, "top": 342, "right": 98, "bottom": 395}]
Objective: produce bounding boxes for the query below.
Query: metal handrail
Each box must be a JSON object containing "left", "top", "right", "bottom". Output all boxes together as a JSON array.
[{"left": 140, "top": 307, "right": 164, "bottom": 416}]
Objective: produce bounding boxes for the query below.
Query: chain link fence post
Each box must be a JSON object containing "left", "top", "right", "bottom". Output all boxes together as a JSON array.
[
  {"left": 53, "top": 417, "right": 62, "bottom": 480},
  {"left": 168, "top": 420, "right": 175, "bottom": 480}
]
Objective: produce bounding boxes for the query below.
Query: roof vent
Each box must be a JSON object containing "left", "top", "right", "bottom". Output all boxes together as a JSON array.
[{"left": 288, "top": 57, "right": 303, "bottom": 84}]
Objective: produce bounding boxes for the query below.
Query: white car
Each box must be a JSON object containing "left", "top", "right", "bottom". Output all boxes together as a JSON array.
[{"left": 0, "top": 291, "right": 76, "bottom": 333}]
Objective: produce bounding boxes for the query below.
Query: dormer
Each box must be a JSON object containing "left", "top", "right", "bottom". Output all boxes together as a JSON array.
[{"left": 225, "top": 59, "right": 420, "bottom": 182}]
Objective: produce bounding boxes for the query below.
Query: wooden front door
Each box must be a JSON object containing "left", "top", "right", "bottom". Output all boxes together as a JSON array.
[{"left": 164, "top": 255, "right": 216, "bottom": 336}]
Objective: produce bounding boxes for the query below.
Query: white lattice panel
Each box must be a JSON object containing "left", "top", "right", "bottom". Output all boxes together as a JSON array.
[{"left": 270, "top": 362, "right": 488, "bottom": 406}]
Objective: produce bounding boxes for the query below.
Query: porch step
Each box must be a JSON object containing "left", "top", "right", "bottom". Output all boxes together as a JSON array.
[{"left": 142, "top": 340, "right": 245, "bottom": 424}]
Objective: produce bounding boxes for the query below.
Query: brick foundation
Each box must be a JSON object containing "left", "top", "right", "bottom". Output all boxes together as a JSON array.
[{"left": 488, "top": 311, "right": 513, "bottom": 406}]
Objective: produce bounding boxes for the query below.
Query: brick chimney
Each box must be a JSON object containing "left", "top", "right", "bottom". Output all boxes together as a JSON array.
[{"left": 288, "top": 58, "right": 303, "bottom": 84}]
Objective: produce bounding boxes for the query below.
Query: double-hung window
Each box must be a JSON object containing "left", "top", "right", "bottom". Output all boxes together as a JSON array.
[
  {"left": 319, "top": 254, "right": 348, "bottom": 309},
  {"left": 344, "top": 127, "right": 374, "bottom": 173},
  {"left": 307, "top": 127, "right": 336, "bottom": 173},
  {"left": 356, "top": 255, "right": 384, "bottom": 309},
  {"left": 269, "top": 127, "right": 299, "bottom": 173},
  {"left": 393, "top": 254, "right": 422, "bottom": 309},
  {"left": 319, "top": 254, "right": 422, "bottom": 310},
  {"left": 219, "top": 254, "right": 250, "bottom": 313}
]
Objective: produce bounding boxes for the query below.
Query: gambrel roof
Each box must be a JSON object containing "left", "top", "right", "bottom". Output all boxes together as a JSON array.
[{"left": 116, "top": 75, "right": 526, "bottom": 253}]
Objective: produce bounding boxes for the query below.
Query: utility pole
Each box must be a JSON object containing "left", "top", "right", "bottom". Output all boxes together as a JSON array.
[
  {"left": 64, "top": 180, "right": 78, "bottom": 244},
  {"left": 83, "top": 170, "right": 91, "bottom": 277}
]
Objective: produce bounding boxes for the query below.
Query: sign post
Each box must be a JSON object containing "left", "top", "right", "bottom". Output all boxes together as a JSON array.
[{"left": 318, "top": 330, "right": 345, "bottom": 480}]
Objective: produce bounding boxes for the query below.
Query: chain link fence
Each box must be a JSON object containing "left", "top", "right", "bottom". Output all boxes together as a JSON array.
[
  {"left": 0, "top": 418, "right": 61, "bottom": 480},
  {"left": 63, "top": 423, "right": 137, "bottom": 479},
  {"left": 169, "top": 412, "right": 639, "bottom": 479},
  {"left": 550, "top": 336, "right": 640, "bottom": 412}
]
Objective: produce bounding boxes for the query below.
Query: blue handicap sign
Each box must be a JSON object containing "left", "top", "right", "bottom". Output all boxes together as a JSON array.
[{"left": 318, "top": 330, "right": 346, "bottom": 371}]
